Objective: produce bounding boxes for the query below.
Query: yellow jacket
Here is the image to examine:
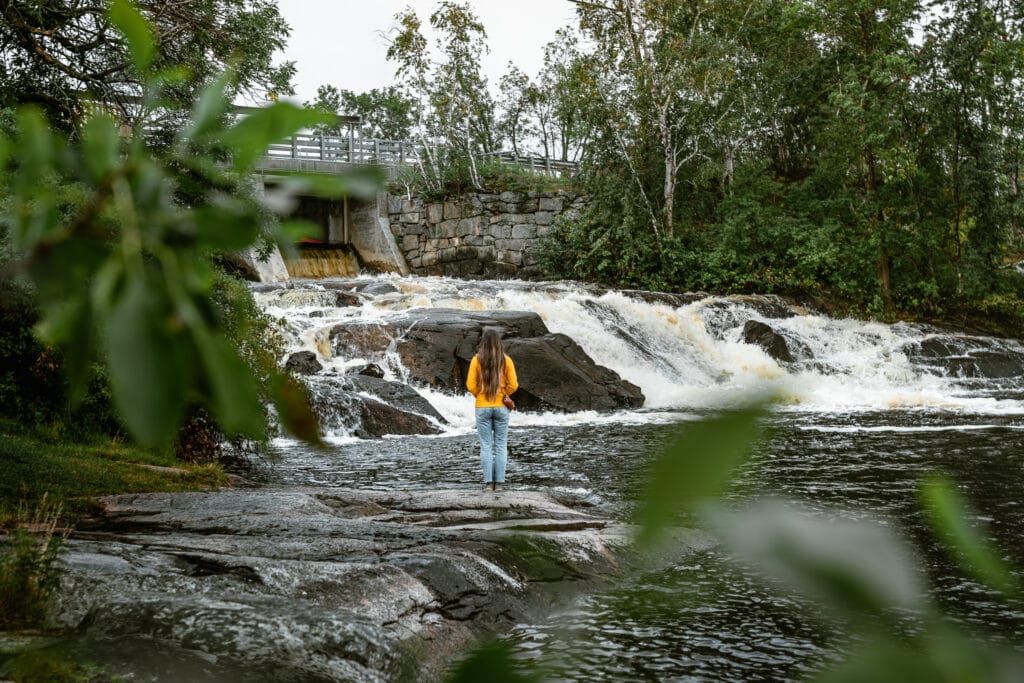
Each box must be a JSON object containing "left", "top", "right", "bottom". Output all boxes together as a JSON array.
[{"left": 466, "top": 354, "right": 518, "bottom": 408}]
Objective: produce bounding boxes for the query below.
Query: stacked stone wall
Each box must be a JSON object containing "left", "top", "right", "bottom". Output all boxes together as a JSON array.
[{"left": 386, "top": 189, "right": 586, "bottom": 279}]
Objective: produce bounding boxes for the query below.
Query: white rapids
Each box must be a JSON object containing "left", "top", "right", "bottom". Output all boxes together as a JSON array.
[{"left": 253, "top": 275, "right": 1024, "bottom": 438}]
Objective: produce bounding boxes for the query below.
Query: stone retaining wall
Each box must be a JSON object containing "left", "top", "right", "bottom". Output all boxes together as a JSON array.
[{"left": 386, "top": 189, "right": 586, "bottom": 279}]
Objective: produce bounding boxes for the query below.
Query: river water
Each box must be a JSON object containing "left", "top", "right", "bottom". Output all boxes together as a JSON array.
[{"left": 253, "top": 276, "right": 1024, "bottom": 681}]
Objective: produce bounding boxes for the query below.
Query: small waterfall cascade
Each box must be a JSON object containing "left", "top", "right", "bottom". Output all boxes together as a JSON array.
[
  {"left": 281, "top": 245, "right": 361, "bottom": 279},
  {"left": 253, "top": 276, "right": 1024, "bottom": 438}
]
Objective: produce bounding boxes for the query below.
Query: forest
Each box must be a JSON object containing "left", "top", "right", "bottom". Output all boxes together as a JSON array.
[
  {"left": 1, "top": 2, "right": 1024, "bottom": 680},
  {"left": 306, "top": 0, "right": 1024, "bottom": 328}
]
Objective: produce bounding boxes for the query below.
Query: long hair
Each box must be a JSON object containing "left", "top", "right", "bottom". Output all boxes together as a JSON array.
[{"left": 477, "top": 329, "right": 506, "bottom": 402}]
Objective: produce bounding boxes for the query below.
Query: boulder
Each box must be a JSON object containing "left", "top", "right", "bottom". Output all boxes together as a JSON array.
[
  {"left": 285, "top": 351, "right": 323, "bottom": 375},
  {"left": 308, "top": 375, "right": 444, "bottom": 437},
  {"left": 742, "top": 320, "right": 795, "bottom": 364},
  {"left": 329, "top": 309, "right": 644, "bottom": 412},
  {"left": 504, "top": 335, "right": 644, "bottom": 411},
  {"left": 904, "top": 336, "right": 1024, "bottom": 378},
  {"left": 358, "top": 396, "right": 442, "bottom": 436},
  {"left": 343, "top": 375, "right": 446, "bottom": 425},
  {"left": 347, "top": 363, "right": 385, "bottom": 379}
]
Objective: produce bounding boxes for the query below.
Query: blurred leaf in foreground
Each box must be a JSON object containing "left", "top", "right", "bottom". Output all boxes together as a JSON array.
[
  {"left": 633, "top": 402, "right": 768, "bottom": 548},
  {"left": 920, "top": 474, "right": 1018, "bottom": 596},
  {"left": 712, "top": 500, "right": 925, "bottom": 627},
  {"left": 0, "top": 1, "right": 381, "bottom": 447}
]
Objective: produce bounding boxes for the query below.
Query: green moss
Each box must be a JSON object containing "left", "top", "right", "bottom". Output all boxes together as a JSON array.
[
  {"left": 391, "top": 158, "right": 576, "bottom": 202},
  {"left": 0, "top": 426, "right": 228, "bottom": 524}
]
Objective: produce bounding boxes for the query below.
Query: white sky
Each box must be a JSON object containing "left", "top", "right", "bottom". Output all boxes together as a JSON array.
[{"left": 274, "top": 0, "right": 579, "bottom": 105}]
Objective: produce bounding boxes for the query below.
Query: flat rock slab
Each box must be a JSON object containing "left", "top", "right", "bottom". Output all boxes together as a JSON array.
[{"left": 49, "top": 489, "right": 712, "bottom": 682}]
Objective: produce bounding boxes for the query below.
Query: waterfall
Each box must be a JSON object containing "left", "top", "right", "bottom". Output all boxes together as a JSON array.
[{"left": 253, "top": 276, "right": 1024, "bottom": 438}]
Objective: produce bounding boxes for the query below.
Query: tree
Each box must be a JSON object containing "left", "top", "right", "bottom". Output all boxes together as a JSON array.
[
  {"left": 306, "top": 84, "right": 416, "bottom": 140},
  {"left": 496, "top": 63, "right": 535, "bottom": 158},
  {"left": 537, "top": 27, "right": 591, "bottom": 162},
  {"left": 0, "top": 0, "right": 365, "bottom": 448},
  {"left": 918, "top": 0, "right": 1024, "bottom": 297},
  {"left": 0, "top": 0, "right": 296, "bottom": 132},
  {"left": 386, "top": 1, "right": 499, "bottom": 190},
  {"left": 569, "top": 0, "right": 755, "bottom": 238}
]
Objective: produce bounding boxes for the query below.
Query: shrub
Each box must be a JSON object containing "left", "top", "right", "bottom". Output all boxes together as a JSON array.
[{"left": 0, "top": 496, "right": 66, "bottom": 630}]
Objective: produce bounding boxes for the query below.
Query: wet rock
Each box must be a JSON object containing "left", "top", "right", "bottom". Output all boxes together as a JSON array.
[
  {"left": 358, "top": 396, "right": 442, "bottom": 436},
  {"left": 330, "top": 324, "right": 394, "bottom": 360},
  {"left": 52, "top": 489, "right": 700, "bottom": 681},
  {"left": 621, "top": 289, "right": 710, "bottom": 307},
  {"left": 742, "top": 320, "right": 795, "bottom": 364},
  {"left": 354, "top": 281, "right": 401, "bottom": 296},
  {"left": 504, "top": 335, "right": 644, "bottom": 411},
  {"left": 730, "top": 294, "right": 797, "bottom": 319},
  {"left": 904, "top": 336, "right": 1024, "bottom": 378},
  {"left": 249, "top": 282, "right": 292, "bottom": 294},
  {"left": 389, "top": 310, "right": 547, "bottom": 389},
  {"left": 344, "top": 376, "right": 445, "bottom": 423},
  {"left": 347, "top": 363, "right": 385, "bottom": 378},
  {"left": 286, "top": 351, "right": 323, "bottom": 375},
  {"left": 336, "top": 291, "right": 362, "bottom": 307},
  {"left": 308, "top": 375, "right": 444, "bottom": 437},
  {"left": 328, "top": 309, "right": 644, "bottom": 412}
]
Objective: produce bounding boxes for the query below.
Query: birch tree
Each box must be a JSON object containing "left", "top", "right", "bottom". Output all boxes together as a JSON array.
[{"left": 386, "top": 1, "right": 498, "bottom": 190}]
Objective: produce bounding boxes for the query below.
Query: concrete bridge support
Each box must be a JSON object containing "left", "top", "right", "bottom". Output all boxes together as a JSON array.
[
  {"left": 347, "top": 193, "right": 409, "bottom": 275},
  {"left": 245, "top": 182, "right": 409, "bottom": 282}
]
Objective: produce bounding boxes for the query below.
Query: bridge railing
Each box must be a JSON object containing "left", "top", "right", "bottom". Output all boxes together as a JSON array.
[
  {"left": 263, "top": 133, "right": 580, "bottom": 177},
  {"left": 476, "top": 150, "right": 581, "bottom": 176}
]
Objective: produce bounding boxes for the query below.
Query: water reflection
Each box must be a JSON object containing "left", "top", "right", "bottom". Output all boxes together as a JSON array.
[{"left": 259, "top": 408, "right": 1024, "bottom": 680}]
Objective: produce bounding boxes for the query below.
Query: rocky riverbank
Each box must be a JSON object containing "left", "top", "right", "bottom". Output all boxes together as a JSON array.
[{"left": 37, "top": 487, "right": 711, "bottom": 682}]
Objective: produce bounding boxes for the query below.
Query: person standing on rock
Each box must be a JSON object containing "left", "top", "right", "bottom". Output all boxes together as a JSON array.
[{"left": 466, "top": 329, "right": 518, "bottom": 492}]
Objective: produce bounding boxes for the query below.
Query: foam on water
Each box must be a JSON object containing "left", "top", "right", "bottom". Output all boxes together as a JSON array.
[{"left": 254, "top": 275, "right": 1024, "bottom": 439}]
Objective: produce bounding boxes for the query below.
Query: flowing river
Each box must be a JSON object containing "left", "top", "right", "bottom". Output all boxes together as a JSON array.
[{"left": 252, "top": 275, "right": 1024, "bottom": 681}]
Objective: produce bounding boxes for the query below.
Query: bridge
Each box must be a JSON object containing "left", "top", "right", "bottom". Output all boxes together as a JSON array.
[
  {"left": 255, "top": 132, "right": 580, "bottom": 178},
  {"left": 249, "top": 125, "right": 581, "bottom": 282}
]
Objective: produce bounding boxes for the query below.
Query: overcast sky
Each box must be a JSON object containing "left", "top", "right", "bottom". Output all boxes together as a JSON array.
[{"left": 273, "top": 0, "right": 578, "bottom": 105}]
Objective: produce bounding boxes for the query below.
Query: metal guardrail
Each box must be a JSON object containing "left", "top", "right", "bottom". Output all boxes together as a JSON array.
[{"left": 263, "top": 133, "right": 580, "bottom": 176}]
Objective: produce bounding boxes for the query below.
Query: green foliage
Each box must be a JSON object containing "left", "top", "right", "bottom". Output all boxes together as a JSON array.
[
  {"left": 0, "top": 3, "right": 358, "bottom": 448},
  {"left": 394, "top": 158, "right": 566, "bottom": 202},
  {"left": 633, "top": 403, "right": 768, "bottom": 547},
  {"left": 0, "top": 497, "right": 65, "bottom": 630},
  {"left": 0, "top": 278, "right": 121, "bottom": 439},
  {"left": 305, "top": 85, "right": 416, "bottom": 140},
  {"left": 0, "top": 0, "right": 296, "bottom": 133},
  {"left": 534, "top": 0, "right": 1024, "bottom": 330},
  {"left": 0, "top": 425, "right": 228, "bottom": 522},
  {"left": 387, "top": 1, "right": 500, "bottom": 191},
  {"left": 920, "top": 475, "right": 1018, "bottom": 596}
]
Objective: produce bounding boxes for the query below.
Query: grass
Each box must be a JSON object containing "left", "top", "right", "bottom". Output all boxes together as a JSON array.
[
  {"left": 0, "top": 423, "right": 229, "bottom": 525},
  {"left": 1, "top": 495, "right": 65, "bottom": 630}
]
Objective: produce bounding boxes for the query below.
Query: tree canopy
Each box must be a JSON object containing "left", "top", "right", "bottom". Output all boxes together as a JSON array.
[{"left": 0, "top": 0, "right": 296, "bottom": 131}]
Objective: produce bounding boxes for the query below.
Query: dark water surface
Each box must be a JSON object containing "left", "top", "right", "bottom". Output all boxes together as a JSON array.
[{"left": 263, "top": 409, "right": 1024, "bottom": 681}]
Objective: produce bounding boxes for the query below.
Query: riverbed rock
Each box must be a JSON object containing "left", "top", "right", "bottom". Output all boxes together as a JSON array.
[
  {"left": 903, "top": 336, "right": 1024, "bottom": 378},
  {"left": 285, "top": 350, "right": 323, "bottom": 375},
  {"left": 346, "top": 363, "right": 385, "bottom": 379},
  {"left": 307, "top": 376, "right": 444, "bottom": 437},
  {"left": 504, "top": 335, "right": 644, "bottom": 411},
  {"left": 742, "top": 320, "right": 796, "bottom": 364},
  {"left": 328, "top": 309, "right": 644, "bottom": 411},
  {"left": 358, "top": 395, "right": 442, "bottom": 436},
  {"left": 48, "top": 489, "right": 706, "bottom": 682}
]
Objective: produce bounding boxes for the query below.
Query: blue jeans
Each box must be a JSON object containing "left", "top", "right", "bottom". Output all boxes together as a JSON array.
[{"left": 475, "top": 407, "right": 510, "bottom": 483}]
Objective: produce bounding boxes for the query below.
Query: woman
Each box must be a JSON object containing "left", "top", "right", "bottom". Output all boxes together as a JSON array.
[{"left": 466, "top": 329, "right": 518, "bottom": 491}]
